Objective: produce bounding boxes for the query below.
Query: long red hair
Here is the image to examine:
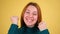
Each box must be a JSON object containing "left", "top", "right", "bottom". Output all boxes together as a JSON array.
[{"left": 21, "top": 2, "right": 42, "bottom": 27}]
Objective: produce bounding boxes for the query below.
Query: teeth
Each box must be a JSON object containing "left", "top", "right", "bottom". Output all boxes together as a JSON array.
[
  {"left": 25, "top": 17, "right": 34, "bottom": 22},
  {"left": 27, "top": 19, "right": 33, "bottom": 22},
  {"left": 28, "top": 20, "right": 32, "bottom": 22}
]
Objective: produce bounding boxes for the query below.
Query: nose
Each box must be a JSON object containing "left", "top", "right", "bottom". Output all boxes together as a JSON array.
[
  {"left": 29, "top": 14, "right": 33, "bottom": 18},
  {"left": 29, "top": 14, "right": 34, "bottom": 21}
]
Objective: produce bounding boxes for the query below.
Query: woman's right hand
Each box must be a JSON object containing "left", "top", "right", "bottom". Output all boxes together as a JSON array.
[{"left": 10, "top": 16, "right": 19, "bottom": 25}]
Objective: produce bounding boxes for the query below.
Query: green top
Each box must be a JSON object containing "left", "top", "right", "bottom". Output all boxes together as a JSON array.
[{"left": 8, "top": 24, "right": 49, "bottom": 34}]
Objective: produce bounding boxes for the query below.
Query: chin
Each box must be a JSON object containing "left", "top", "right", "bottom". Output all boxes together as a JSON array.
[
  {"left": 26, "top": 23, "right": 33, "bottom": 25},
  {"left": 26, "top": 23, "right": 34, "bottom": 26}
]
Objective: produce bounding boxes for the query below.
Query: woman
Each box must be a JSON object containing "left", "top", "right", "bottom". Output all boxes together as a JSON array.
[{"left": 8, "top": 2, "right": 49, "bottom": 34}]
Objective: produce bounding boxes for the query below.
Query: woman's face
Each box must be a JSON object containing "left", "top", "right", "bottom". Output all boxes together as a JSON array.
[{"left": 24, "top": 5, "right": 38, "bottom": 27}]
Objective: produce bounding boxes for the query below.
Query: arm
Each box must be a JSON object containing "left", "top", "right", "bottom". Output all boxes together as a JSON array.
[
  {"left": 40, "top": 29, "right": 49, "bottom": 34},
  {"left": 37, "top": 29, "right": 49, "bottom": 34},
  {"left": 8, "top": 24, "right": 19, "bottom": 34},
  {"left": 8, "top": 16, "right": 19, "bottom": 34},
  {"left": 38, "top": 21, "right": 50, "bottom": 34}
]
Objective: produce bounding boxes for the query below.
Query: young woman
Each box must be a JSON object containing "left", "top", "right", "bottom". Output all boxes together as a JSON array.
[{"left": 8, "top": 2, "right": 49, "bottom": 34}]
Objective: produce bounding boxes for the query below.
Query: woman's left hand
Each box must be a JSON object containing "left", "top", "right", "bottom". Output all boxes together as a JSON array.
[{"left": 38, "top": 21, "right": 47, "bottom": 31}]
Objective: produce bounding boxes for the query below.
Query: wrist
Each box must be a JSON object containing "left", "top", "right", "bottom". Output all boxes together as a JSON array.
[
  {"left": 40, "top": 28, "right": 47, "bottom": 31},
  {"left": 12, "top": 22, "right": 18, "bottom": 25}
]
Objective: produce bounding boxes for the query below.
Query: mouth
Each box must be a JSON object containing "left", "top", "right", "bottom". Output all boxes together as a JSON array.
[
  {"left": 25, "top": 17, "right": 34, "bottom": 23},
  {"left": 28, "top": 20, "right": 33, "bottom": 22}
]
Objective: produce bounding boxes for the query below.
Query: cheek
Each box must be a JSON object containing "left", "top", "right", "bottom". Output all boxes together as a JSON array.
[
  {"left": 34, "top": 16, "right": 38, "bottom": 21},
  {"left": 24, "top": 14, "right": 28, "bottom": 21},
  {"left": 24, "top": 13, "right": 29, "bottom": 17}
]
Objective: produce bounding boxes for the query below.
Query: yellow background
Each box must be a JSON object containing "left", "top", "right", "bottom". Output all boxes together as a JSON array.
[{"left": 0, "top": 0, "right": 60, "bottom": 34}]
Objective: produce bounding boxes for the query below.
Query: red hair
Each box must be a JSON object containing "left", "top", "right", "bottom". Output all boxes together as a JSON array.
[{"left": 21, "top": 2, "right": 42, "bottom": 27}]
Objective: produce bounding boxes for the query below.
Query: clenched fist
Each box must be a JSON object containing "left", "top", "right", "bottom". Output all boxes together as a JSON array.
[
  {"left": 10, "top": 16, "right": 19, "bottom": 25},
  {"left": 38, "top": 21, "right": 47, "bottom": 31}
]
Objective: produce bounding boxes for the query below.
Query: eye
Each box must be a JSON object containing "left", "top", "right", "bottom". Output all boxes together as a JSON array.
[
  {"left": 33, "top": 13, "right": 37, "bottom": 15},
  {"left": 33, "top": 11, "right": 37, "bottom": 15},
  {"left": 26, "top": 11, "right": 30, "bottom": 14}
]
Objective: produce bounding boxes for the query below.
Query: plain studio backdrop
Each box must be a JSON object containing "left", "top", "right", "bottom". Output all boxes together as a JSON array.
[{"left": 0, "top": 0, "right": 60, "bottom": 34}]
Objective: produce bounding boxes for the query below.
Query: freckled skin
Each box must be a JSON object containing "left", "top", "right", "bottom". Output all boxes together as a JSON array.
[
  {"left": 9, "top": 2, "right": 49, "bottom": 34},
  {"left": 24, "top": 5, "right": 38, "bottom": 27},
  {"left": 11, "top": 5, "right": 47, "bottom": 31}
]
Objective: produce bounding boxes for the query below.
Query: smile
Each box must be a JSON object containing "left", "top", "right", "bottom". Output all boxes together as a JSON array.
[{"left": 25, "top": 17, "right": 34, "bottom": 22}]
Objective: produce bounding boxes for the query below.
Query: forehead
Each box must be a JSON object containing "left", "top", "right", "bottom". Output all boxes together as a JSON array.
[{"left": 26, "top": 5, "right": 37, "bottom": 12}]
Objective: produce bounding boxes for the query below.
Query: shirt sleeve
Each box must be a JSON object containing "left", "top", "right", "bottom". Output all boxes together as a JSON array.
[
  {"left": 8, "top": 24, "right": 19, "bottom": 34},
  {"left": 38, "top": 29, "right": 50, "bottom": 34}
]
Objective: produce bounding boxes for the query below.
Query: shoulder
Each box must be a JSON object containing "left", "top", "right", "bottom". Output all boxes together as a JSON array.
[{"left": 18, "top": 27, "right": 26, "bottom": 32}]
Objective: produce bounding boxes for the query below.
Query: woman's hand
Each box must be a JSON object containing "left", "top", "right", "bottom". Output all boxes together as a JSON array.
[
  {"left": 10, "top": 16, "right": 19, "bottom": 25},
  {"left": 38, "top": 21, "right": 47, "bottom": 31}
]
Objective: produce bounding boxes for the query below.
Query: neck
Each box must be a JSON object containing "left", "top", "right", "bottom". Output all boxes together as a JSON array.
[{"left": 27, "top": 25, "right": 35, "bottom": 28}]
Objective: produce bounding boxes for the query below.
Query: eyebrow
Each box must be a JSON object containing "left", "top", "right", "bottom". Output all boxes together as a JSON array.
[
  {"left": 27, "top": 9, "right": 37, "bottom": 13},
  {"left": 27, "top": 9, "right": 30, "bottom": 11},
  {"left": 33, "top": 11, "right": 37, "bottom": 13}
]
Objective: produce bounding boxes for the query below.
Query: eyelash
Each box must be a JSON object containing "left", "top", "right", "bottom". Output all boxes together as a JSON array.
[
  {"left": 26, "top": 12, "right": 37, "bottom": 15},
  {"left": 26, "top": 12, "right": 30, "bottom": 14},
  {"left": 33, "top": 13, "right": 37, "bottom": 15}
]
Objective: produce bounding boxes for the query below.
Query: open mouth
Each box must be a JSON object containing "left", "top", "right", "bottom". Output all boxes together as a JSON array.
[
  {"left": 27, "top": 19, "right": 34, "bottom": 22},
  {"left": 25, "top": 17, "right": 34, "bottom": 23}
]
